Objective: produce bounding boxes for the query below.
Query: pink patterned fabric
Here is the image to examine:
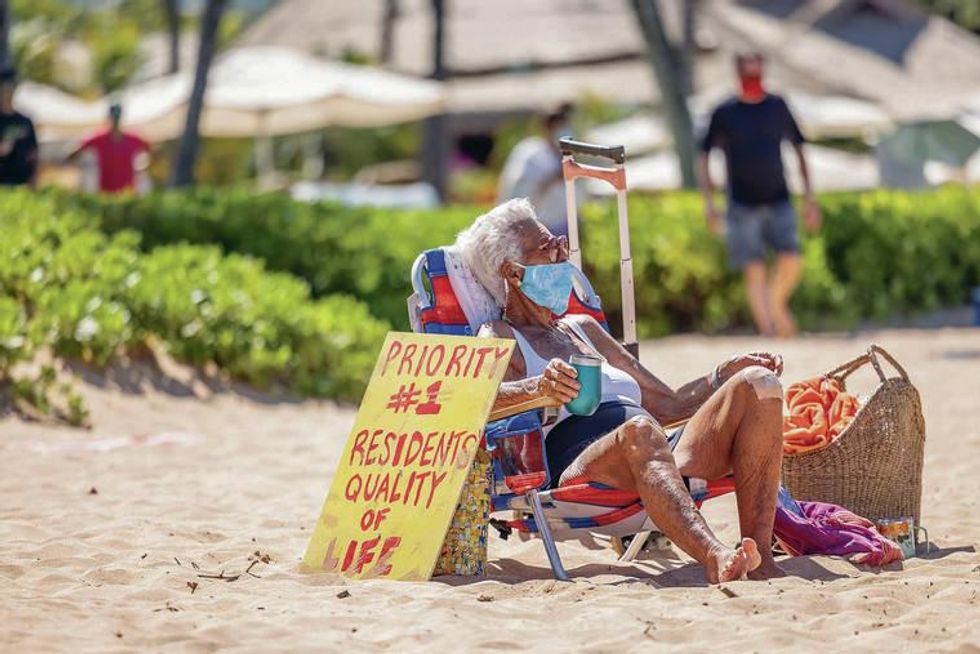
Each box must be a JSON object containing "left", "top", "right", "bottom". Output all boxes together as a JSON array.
[{"left": 773, "top": 491, "right": 904, "bottom": 566}]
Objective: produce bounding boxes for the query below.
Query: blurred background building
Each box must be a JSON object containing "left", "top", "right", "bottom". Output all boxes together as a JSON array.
[{"left": 9, "top": 0, "right": 980, "bottom": 203}]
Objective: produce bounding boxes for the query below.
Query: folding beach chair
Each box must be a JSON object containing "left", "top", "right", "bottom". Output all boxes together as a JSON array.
[{"left": 407, "top": 139, "right": 735, "bottom": 580}]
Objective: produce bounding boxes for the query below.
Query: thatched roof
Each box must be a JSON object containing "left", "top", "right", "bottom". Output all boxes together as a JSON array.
[{"left": 238, "top": 0, "right": 980, "bottom": 120}]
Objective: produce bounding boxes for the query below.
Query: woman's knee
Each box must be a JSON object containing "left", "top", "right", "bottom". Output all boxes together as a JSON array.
[
  {"left": 617, "top": 415, "right": 670, "bottom": 454},
  {"left": 734, "top": 366, "right": 783, "bottom": 407},
  {"left": 731, "top": 367, "right": 784, "bottom": 448}
]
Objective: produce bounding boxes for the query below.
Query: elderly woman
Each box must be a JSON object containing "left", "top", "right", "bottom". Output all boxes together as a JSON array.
[{"left": 455, "top": 199, "right": 786, "bottom": 583}]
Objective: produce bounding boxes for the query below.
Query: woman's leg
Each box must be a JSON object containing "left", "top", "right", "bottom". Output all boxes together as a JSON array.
[
  {"left": 670, "top": 366, "right": 785, "bottom": 578},
  {"left": 559, "top": 415, "right": 760, "bottom": 583}
]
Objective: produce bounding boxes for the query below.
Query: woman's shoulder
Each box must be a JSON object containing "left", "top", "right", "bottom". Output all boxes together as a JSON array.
[
  {"left": 477, "top": 319, "right": 515, "bottom": 339},
  {"left": 561, "top": 314, "right": 620, "bottom": 355},
  {"left": 561, "top": 313, "right": 604, "bottom": 336}
]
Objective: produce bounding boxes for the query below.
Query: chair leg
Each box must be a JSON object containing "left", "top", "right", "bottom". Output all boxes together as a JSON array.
[
  {"left": 619, "top": 530, "right": 652, "bottom": 562},
  {"left": 526, "top": 489, "right": 570, "bottom": 581}
]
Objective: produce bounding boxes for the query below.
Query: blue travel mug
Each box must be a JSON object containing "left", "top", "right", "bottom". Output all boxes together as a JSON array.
[{"left": 565, "top": 354, "right": 602, "bottom": 416}]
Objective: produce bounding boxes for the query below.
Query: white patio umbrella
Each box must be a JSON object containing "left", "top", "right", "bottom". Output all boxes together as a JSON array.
[
  {"left": 13, "top": 82, "right": 105, "bottom": 142},
  {"left": 783, "top": 92, "right": 893, "bottom": 140},
  {"left": 120, "top": 46, "right": 445, "bottom": 142},
  {"left": 13, "top": 47, "right": 444, "bottom": 159},
  {"left": 114, "top": 46, "right": 445, "bottom": 181},
  {"left": 585, "top": 113, "right": 670, "bottom": 155}
]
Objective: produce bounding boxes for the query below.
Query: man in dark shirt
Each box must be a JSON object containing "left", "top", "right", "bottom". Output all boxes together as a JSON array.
[
  {"left": 699, "top": 52, "right": 820, "bottom": 337},
  {"left": 0, "top": 68, "right": 38, "bottom": 188}
]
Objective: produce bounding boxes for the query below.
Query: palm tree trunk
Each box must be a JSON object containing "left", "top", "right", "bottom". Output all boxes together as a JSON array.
[
  {"left": 379, "top": 0, "right": 398, "bottom": 64},
  {"left": 680, "top": 0, "right": 698, "bottom": 96},
  {"left": 0, "top": 0, "right": 11, "bottom": 70},
  {"left": 421, "top": 0, "right": 448, "bottom": 200},
  {"left": 629, "top": 0, "right": 697, "bottom": 188},
  {"left": 163, "top": 0, "right": 181, "bottom": 74},
  {"left": 170, "top": 0, "right": 226, "bottom": 188}
]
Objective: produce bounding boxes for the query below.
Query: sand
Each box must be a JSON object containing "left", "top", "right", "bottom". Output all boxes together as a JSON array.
[{"left": 2, "top": 328, "right": 979, "bottom": 653}]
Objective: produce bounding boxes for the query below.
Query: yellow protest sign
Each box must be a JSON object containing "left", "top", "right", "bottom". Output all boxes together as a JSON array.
[{"left": 301, "top": 332, "right": 514, "bottom": 581}]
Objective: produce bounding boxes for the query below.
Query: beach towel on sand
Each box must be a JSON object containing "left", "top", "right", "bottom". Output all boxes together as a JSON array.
[
  {"left": 773, "top": 488, "right": 904, "bottom": 566},
  {"left": 782, "top": 376, "right": 860, "bottom": 455}
]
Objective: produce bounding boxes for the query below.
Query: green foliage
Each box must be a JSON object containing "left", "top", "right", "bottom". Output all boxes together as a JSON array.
[
  {"left": 45, "top": 186, "right": 980, "bottom": 340},
  {"left": 581, "top": 194, "right": 743, "bottom": 336},
  {"left": 126, "top": 245, "right": 388, "bottom": 397},
  {"left": 819, "top": 188, "right": 980, "bottom": 320},
  {"left": 0, "top": 296, "right": 30, "bottom": 372},
  {"left": 12, "top": 0, "right": 84, "bottom": 25},
  {"left": 116, "top": 0, "right": 169, "bottom": 32},
  {"left": 10, "top": 365, "right": 90, "bottom": 427},
  {"left": 0, "top": 191, "right": 389, "bottom": 405},
  {"left": 323, "top": 125, "right": 421, "bottom": 180},
  {"left": 12, "top": 367, "right": 56, "bottom": 417},
  {"left": 47, "top": 188, "right": 479, "bottom": 329},
  {"left": 10, "top": 19, "right": 62, "bottom": 88},
  {"left": 217, "top": 10, "right": 248, "bottom": 49},
  {"left": 10, "top": 0, "right": 243, "bottom": 96},
  {"left": 580, "top": 193, "right": 863, "bottom": 336},
  {"left": 88, "top": 18, "right": 147, "bottom": 94},
  {"left": 12, "top": 0, "right": 148, "bottom": 94},
  {"left": 916, "top": 0, "right": 980, "bottom": 34},
  {"left": 585, "top": 189, "right": 979, "bottom": 334}
]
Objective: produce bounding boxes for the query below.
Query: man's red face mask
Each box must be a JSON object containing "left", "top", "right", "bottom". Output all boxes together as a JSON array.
[
  {"left": 739, "top": 74, "right": 765, "bottom": 100},
  {"left": 738, "top": 60, "right": 766, "bottom": 101}
]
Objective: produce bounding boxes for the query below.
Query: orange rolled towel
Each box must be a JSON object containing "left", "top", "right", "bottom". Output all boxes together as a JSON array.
[{"left": 782, "top": 376, "right": 859, "bottom": 455}]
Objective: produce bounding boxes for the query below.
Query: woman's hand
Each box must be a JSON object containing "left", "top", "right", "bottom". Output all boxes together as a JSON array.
[
  {"left": 533, "top": 358, "right": 581, "bottom": 407},
  {"left": 714, "top": 352, "right": 784, "bottom": 386}
]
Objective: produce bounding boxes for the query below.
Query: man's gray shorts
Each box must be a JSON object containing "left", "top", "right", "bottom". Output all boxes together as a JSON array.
[{"left": 725, "top": 200, "right": 800, "bottom": 269}]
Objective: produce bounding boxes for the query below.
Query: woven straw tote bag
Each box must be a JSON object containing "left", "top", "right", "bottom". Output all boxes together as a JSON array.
[{"left": 781, "top": 345, "right": 926, "bottom": 523}]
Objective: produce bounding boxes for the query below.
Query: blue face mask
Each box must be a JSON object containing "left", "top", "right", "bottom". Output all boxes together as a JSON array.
[{"left": 518, "top": 261, "right": 575, "bottom": 316}]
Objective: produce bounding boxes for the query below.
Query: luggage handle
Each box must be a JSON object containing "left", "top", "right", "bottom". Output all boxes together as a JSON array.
[
  {"left": 559, "top": 137, "right": 626, "bottom": 164},
  {"left": 561, "top": 138, "right": 635, "bottom": 354},
  {"left": 825, "top": 344, "right": 910, "bottom": 387}
]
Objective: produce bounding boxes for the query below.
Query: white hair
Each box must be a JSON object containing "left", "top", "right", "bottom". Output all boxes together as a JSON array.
[{"left": 453, "top": 198, "right": 539, "bottom": 306}]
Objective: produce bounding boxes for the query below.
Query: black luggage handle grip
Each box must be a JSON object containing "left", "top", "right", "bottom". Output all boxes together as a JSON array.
[{"left": 559, "top": 138, "right": 626, "bottom": 164}]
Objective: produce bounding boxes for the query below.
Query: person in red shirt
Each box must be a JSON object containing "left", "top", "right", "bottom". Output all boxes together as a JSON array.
[{"left": 68, "top": 103, "right": 151, "bottom": 193}]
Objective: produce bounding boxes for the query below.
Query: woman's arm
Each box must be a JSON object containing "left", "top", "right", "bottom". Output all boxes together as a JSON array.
[
  {"left": 478, "top": 321, "right": 580, "bottom": 417},
  {"left": 571, "top": 316, "right": 781, "bottom": 425}
]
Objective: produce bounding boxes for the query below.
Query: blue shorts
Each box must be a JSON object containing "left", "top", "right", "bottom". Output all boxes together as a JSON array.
[
  {"left": 545, "top": 401, "right": 685, "bottom": 488},
  {"left": 725, "top": 200, "right": 800, "bottom": 269}
]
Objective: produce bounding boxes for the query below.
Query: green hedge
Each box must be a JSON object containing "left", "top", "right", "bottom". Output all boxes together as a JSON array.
[
  {"left": 819, "top": 190, "right": 980, "bottom": 319},
  {"left": 0, "top": 192, "right": 388, "bottom": 401},
  {"left": 45, "top": 186, "right": 980, "bottom": 337},
  {"left": 47, "top": 188, "right": 476, "bottom": 329},
  {"left": 580, "top": 194, "right": 854, "bottom": 336},
  {"left": 584, "top": 189, "right": 980, "bottom": 335}
]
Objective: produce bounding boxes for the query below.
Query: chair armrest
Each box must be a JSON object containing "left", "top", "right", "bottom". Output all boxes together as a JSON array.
[
  {"left": 489, "top": 398, "right": 689, "bottom": 429},
  {"left": 487, "top": 396, "right": 555, "bottom": 422}
]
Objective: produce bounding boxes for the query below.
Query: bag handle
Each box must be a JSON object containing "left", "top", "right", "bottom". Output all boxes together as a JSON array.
[{"left": 825, "top": 344, "right": 910, "bottom": 386}]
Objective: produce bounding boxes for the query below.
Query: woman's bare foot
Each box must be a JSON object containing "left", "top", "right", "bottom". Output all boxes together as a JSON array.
[
  {"left": 748, "top": 559, "right": 788, "bottom": 580},
  {"left": 706, "top": 538, "right": 762, "bottom": 584}
]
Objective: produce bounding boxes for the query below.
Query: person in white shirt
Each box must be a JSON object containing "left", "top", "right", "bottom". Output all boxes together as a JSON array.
[{"left": 497, "top": 103, "right": 576, "bottom": 236}]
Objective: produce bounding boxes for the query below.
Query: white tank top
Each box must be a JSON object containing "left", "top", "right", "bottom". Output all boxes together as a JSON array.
[{"left": 509, "top": 321, "right": 643, "bottom": 432}]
